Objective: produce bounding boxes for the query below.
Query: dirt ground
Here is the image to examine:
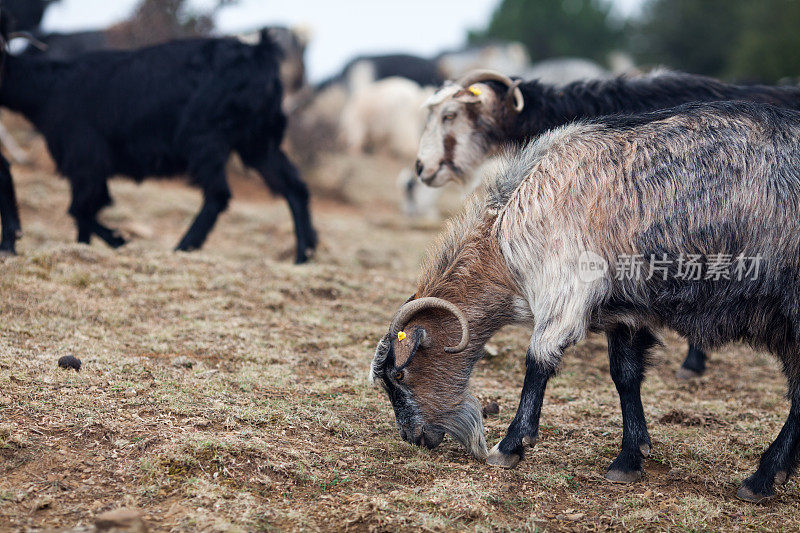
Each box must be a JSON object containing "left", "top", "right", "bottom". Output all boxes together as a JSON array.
[{"left": 1, "top": 114, "right": 799, "bottom": 532}]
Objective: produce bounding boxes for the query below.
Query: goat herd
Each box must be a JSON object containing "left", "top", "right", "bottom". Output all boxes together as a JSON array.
[{"left": 2, "top": 6, "right": 800, "bottom": 508}]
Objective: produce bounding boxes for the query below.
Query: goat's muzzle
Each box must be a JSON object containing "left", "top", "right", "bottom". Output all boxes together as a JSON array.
[{"left": 399, "top": 424, "right": 445, "bottom": 449}]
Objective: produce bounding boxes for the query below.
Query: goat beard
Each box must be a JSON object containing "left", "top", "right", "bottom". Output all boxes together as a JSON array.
[{"left": 438, "top": 394, "right": 488, "bottom": 460}]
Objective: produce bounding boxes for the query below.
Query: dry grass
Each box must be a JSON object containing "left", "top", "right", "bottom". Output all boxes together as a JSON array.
[{"left": 1, "top": 118, "right": 799, "bottom": 531}]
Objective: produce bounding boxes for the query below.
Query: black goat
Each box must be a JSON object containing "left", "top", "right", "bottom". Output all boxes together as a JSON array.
[
  {"left": 0, "top": 7, "right": 19, "bottom": 254},
  {"left": 0, "top": 153, "right": 18, "bottom": 254},
  {"left": 320, "top": 53, "right": 444, "bottom": 90},
  {"left": 22, "top": 26, "right": 308, "bottom": 104},
  {"left": 0, "top": 30, "right": 316, "bottom": 262},
  {"left": 416, "top": 69, "right": 800, "bottom": 377}
]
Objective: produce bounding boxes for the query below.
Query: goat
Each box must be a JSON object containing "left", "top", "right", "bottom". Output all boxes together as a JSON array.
[
  {"left": 414, "top": 69, "right": 800, "bottom": 378},
  {"left": 373, "top": 101, "right": 800, "bottom": 502},
  {"left": 22, "top": 26, "right": 310, "bottom": 110},
  {"left": 0, "top": 0, "right": 57, "bottom": 164},
  {"left": 320, "top": 54, "right": 444, "bottom": 91},
  {"left": 0, "top": 9, "right": 20, "bottom": 254},
  {"left": 236, "top": 26, "right": 310, "bottom": 107},
  {"left": 416, "top": 69, "right": 800, "bottom": 187},
  {"left": 436, "top": 42, "right": 530, "bottom": 80},
  {"left": 340, "top": 77, "right": 434, "bottom": 159},
  {"left": 0, "top": 29, "right": 316, "bottom": 262},
  {"left": 400, "top": 61, "right": 611, "bottom": 220},
  {"left": 519, "top": 57, "right": 611, "bottom": 86},
  {"left": 0, "top": 152, "right": 19, "bottom": 255}
]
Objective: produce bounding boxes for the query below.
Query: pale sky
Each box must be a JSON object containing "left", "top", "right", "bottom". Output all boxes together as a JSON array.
[{"left": 42, "top": 0, "right": 644, "bottom": 82}]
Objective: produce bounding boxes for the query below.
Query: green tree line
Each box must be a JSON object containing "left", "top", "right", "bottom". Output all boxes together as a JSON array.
[{"left": 470, "top": 0, "right": 800, "bottom": 82}]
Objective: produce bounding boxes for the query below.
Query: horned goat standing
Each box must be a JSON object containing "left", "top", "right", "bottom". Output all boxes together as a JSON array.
[{"left": 414, "top": 69, "right": 800, "bottom": 377}]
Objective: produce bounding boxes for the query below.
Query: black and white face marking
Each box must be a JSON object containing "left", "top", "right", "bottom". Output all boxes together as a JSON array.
[
  {"left": 370, "top": 331, "right": 445, "bottom": 449},
  {"left": 416, "top": 83, "right": 495, "bottom": 188}
]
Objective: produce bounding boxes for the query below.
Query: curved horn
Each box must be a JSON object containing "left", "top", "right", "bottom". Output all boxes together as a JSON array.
[
  {"left": 8, "top": 32, "right": 48, "bottom": 51},
  {"left": 457, "top": 69, "right": 524, "bottom": 113},
  {"left": 389, "top": 297, "right": 470, "bottom": 354}
]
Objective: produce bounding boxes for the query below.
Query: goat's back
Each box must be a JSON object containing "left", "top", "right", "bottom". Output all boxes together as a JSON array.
[{"left": 494, "top": 101, "right": 800, "bottom": 361}]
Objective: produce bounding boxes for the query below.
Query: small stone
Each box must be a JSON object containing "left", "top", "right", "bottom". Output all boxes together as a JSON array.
[
  {"left": 188, "top": 417, "right": 211, "bottom": 428},
  {"left": 675, "top": 367, "right": 702, "bottom": 380},
  {"left": 120, "top": 222, "right": 154, "bottom": 239},
  {"left": 171, "top": 356, "right": 195, "bottom": 369},
  {"left": 124, "top": 388, "right": 137, "bottom": 398},
  {"left": 482, "top": 401, "right": 500, "bottom": 418},
  {"left": 483, "top": 344, "right": 499, "bottom": 357},
  {"left": 95, "top": 507, "right": 147, "bottom": 532},
  {"left": 57, "top": 355, "right": 81, "bottom": 372},
  {"left": 33, "top": 497, "right": 52, "bottom": 510}
]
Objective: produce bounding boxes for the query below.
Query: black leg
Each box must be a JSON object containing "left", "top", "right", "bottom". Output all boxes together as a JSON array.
[
  {"left": 738, "top": 385, "right": 800, "bottom": 502},
  {"left": 176, "top": 150, "right": 230, "bottom": 252},
  {"left": 677, "top": 343, "right": 707, "bottom": 379},
  {"left": 606, "top": 325, "right": 658, "bottom": 483},
  {"left": 92, "top": 221, "right": 126, "bottom": 248},
  {"left": 175, "top": 185, "right": 231, "bottom": 251},
  {"left": 486, "top": 349, "right": 556, "bottom": 468},
  {"left": 68, "top": 176, "right": 120, "bottom": 247},
  {"left": 0, "top": 155, "right": 21, "bottom": 255},
  {"left": 242, "top": 146, "right": 316, "bottom": 264}
]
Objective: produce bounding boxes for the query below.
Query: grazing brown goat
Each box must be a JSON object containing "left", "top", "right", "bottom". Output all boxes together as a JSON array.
[{"left": 373, "top": 101, "right": 800, "bottom": 502}]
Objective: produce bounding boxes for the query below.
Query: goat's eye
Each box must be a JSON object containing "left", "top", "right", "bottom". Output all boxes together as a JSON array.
[
  {"left": 395, "top": 370, "right": 405, "bottom": 381},
  {"left": 443, "top": 111, "right": 456, "bottom": 122}
]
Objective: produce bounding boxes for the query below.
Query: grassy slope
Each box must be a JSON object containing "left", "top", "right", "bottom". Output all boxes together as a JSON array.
[{"left": 0, "top": 125, "right": 798, "bottom": 531}]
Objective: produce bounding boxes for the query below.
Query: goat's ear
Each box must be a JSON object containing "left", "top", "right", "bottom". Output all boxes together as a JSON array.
[
  {"left": 453, "top": 88, "right": 482, "bottom": 105},
  {"left": 393, "top": 326, "right": 428, "bottom": 369}
]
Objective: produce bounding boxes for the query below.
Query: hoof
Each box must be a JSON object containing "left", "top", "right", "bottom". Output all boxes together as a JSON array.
[
  {"left": 108, "top": 236, "right": 127, "bottom": 249},
  {"left": 676, "top": 367, "right": 703, "bottom": 380},
  {"left": 522, "top": 435, "right": 537, "bottom": 447},
  {"left": 639, "top": 443, "right": 651, "bottom": 457},
  {"left": 737, "top": 484, "right": 772, "bottom": 503},
  {"left": 775, "top": 471, "right": 788, "bottom": 486},
  {"left": 486, "top": 443, "right": 521, "bottom": 469},
  {"left": 605, "top": 469, "right": 642, "bottom": 483}
]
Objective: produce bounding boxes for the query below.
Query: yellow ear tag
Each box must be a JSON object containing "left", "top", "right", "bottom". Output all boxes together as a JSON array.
[
  {"left": 468, "top": 85, "right": 482, "bottom": 96},
  {"left": 397, "top": 331, "right": 407, "bottom": 341}
]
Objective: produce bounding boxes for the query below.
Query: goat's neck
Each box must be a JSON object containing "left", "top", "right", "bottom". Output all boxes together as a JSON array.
[
  {"left": 431, "top": 283, "right": 517, "bottom": 356},
  {"left": 506, "top": 79, "right": 627, "bottom": 143},
  {"left": 0, "top": 56, "right": 58, "bottom": 120},
  {"left": 417, "top": 216, "right": 520, "bottom": 351}
]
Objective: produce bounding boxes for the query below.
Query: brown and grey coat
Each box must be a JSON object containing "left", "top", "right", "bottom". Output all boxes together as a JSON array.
[{"left": 373, "top": 100, "right": 800, "bottom": 502}]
